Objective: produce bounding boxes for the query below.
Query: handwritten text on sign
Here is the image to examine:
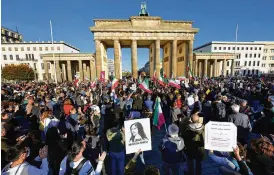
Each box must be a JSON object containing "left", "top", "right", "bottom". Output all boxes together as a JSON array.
[{"left": 205, "top": 121, "right": 237, "bottom": 152}]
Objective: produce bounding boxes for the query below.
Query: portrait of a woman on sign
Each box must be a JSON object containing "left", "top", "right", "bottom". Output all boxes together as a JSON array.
[{"left": 129, "top": 122, "right": 148, "bottom": 144}]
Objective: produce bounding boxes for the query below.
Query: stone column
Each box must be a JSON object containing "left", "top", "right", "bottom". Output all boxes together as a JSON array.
[
  {"left": 90, "top": 60, "right": 95, "bottom": 80},
  {"left": 87, "top": 66, "right": 91, "bottom": 80},
  {"left": 131, "top": 40, "right": 138, "bottom": 78},
  {"left": 209, "top": 62, "right": 213, "bottom": 77},
  {"left": 55, "top": 60, "right": 62, "bottom": 82},
  {"left": 95, "top": 40, "right": 102, "bottom": 78},
  {"left": 67, "top": 60, "right": 72, "bottom": 82},
  {"left": 78, "top": 60, "right": 83, "bottom": 81},
  {"left": 231, "top": 59, "right": 235, "bottom": 76},
  {"left": 149, "top": 42, "right": 155, "bottom": 77},
  {"left": 114, "top": 39, "right": 121, "bottom": 79},
  {"left": 187, "top": 40, "right": 193, "bottom": 77},
  {"left": 62, "top": 63, "right": 67, "bottom": 82},
  {"left": 198, "top": 60, "right": 202, "bottom": 77},
  {"left": 44, "top": 61, "right": 49, "bottom": 80},
  {"left": 172, "top": 40, "right": 177, "bottom": 77},
  {"left": 195, "top": 60, "right": 198, "bottom": 77},
  {"left": 204, "top": 59, "right": 208, "bottom": 77},
  {"left": 223, "top": 59, "right": 227, "bottom": 76},
  {"left": 83, "top": 63, "right": 87, "bottom": 80},
  {"left": 214, "top": 59, "right": 217, "bottom": 77},
  {"left": 155, "top": 40, "right": 161, "bottom": 78}
]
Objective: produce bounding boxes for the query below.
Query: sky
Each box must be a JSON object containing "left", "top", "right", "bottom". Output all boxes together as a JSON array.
[{"left": 2, "top": 0, "right": 274, "bottom": 71}]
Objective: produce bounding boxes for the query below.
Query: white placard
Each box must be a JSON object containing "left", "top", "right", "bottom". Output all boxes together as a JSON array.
[
  {"left": 123, "top": 85, "right": 127, "bottom": 91},
  {"left": 124, "top": 118, "right": 152, "bottom": 154},
  {"left": 240, "top": 83, "right": 243, "bottom": 88},
  {"left": 130, "top": 84, "right": 137, "bottom": 91},
  {"left": 205, "top": 121, "right": 237, "bottom": 152}
]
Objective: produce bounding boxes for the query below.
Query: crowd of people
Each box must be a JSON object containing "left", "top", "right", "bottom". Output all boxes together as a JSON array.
[{"left": 1, "top": 75, "right": 274, "bottom": 175}]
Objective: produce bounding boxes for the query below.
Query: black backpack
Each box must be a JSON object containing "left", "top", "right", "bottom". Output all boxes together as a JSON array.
[
  {"left": 64, "top": 158, "right": 88, "bottom": 175},
  {"left": 215, "top": 102, "right": 226, "bottom": 121}
]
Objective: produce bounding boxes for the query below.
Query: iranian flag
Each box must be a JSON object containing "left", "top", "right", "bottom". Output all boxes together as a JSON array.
[
  {"left": 177, "top": 76, "right": 186, "bottom": 81},
  {"left": 90, "top": 79, "right": 97, "bottom": 88},
  {"left": 168, "top": 79, "right": 181, "bottom": 89},
  {"left": 138, "top": 78, "right": 152, "bottom": 94},
  {"left": 187, "top": 62, "right": 194, "bottom": 78},
  {"left": 153, "top": 97, "right": 165, "bottom": 130},
  {"left": 111, "top": 77, "right": 119, "bottom": 91}
]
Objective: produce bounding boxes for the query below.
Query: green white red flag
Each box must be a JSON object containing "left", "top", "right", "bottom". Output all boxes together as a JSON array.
[
  {"left": 153, "top": 97, "right": 166, "bottom": 130},
  {"left": 138, "top": 78, "right": 152, "bottom": 94},
  {"left": 111, "top": 77, "right": 119, "bottom": 91}
]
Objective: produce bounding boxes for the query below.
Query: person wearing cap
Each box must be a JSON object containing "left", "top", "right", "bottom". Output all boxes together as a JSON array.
[{"left": 159, "top": 124, "right": 185, "bottom": 175}]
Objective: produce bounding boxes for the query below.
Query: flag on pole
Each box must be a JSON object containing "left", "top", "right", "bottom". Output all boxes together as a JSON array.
[
  {"left": 153, "top": 97, "right": 165, "bottom": 130},
  {"left": 168, "top": 79, "right": 181, "bottom": 89},
  {"left": 139, "top": 78, "right": 152, "bottom": 93},
  {"left": 111, "top": 77, "right": 119, "bottom": 91},
  {"left": 187, "top": 62, "right": 193, "bottom": 78}
]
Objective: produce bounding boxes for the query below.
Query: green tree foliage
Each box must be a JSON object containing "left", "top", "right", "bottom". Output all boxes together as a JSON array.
[{"left": 2, "top": 64, "right": 34, "bottom": 81}]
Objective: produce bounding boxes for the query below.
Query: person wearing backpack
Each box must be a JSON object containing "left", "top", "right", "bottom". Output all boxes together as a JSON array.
[
  {"left": 59, "top": 141, "right": 106, "bottom": 175},
  {"left": 182, "top": 112, "right": 206, "bottom": 175},
  {"left": 211, "top": 95, "right": 227, "bottom": 121},
  {"left": 159, "top": 124, "right": 185, "bottom": 175}
]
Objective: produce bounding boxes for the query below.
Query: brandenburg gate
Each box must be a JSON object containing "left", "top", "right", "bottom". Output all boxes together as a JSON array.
[{"left": 90, "top": 16, "right": 199, "bottom": 79}]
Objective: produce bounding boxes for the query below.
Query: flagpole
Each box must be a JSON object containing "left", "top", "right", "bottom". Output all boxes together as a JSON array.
[{"left": 50, "top": 20, "right": 57, "bottom": 84}]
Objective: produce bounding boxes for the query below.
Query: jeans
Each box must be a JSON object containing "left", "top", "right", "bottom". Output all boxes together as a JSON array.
[
  {"left": 162, "top": 162, "right": 181, "bottom": 175},
  {"left": 187, "top": 158, "right": 202, "bottom": 175},
  {"left": 109, "top": 151, "right": 125, "bottom": 175}
]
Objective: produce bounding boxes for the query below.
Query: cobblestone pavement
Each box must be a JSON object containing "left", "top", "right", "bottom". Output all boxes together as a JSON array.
[{"left": 133, "top": 123, "right": 221, "bottom": 175}]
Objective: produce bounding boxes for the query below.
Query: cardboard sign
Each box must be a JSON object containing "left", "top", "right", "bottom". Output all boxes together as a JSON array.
[
  {"left": 124, "top": 118, "right": 152, "bottom": 154},
  {"left": 205, "top": 121, "right": 237, "bottom": 152}
]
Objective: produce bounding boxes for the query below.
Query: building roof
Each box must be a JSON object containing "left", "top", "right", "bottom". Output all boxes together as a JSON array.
[
  {"left": 1, "top": 27, "right": 22, "bottom": 35},
  {"left": 1, "top": 40, "right": 80, "bottom": 51},
  {"left": 194, "top": 41, "right": 266, "bottom": 51}
]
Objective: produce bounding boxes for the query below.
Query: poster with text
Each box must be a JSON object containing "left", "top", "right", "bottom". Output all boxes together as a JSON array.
[
  {"left": 205, "top": 121, "right": 237, "bottom": 152},
  {"left": 124, "top": 118, "right": 152, "bottom": 154}
]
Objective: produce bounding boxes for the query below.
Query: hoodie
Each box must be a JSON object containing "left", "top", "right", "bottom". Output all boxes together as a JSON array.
[
  {"left": 183, "top": 122, "right": 206, "bottom": 160},
  {"left": 160, "top": 135, "right": 185, "bottom": 164}
]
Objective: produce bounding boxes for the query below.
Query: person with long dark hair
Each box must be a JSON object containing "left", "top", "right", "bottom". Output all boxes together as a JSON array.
[
  {"left": 129, "top": 122, "right": 148, "bottom": 144},
  {"left": 59, "top": 141, "right": 106, "bottom": 175}
]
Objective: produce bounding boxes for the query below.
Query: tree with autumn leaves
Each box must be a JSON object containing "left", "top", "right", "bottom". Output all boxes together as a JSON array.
[{"left": 2, "top": 64, "right": 35, "bottom": 81}]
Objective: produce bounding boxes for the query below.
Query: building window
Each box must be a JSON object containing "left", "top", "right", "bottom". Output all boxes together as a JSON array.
[
  {"left": 264, "top": 49, "right": 267, "bottom": 53},
  {"left": 51, "top": 47, "right": 54, "bottom": 51},
  {"left": 41, "top": 63, "right": 44, "bottom": 69},
  {"left": 26, "top": 54, "right": 29, "bottom": 60},
  {"left": 259, "top": 47, "right": 261, "bottom": 50},
  {"left": 262, "top": 63, "right": 265, "bottom": 67},
  {"left": 2, "top": 47, "right": 5, "bottom": 51},
  {"left": 16, "top": 55, "right": 19, "bottom": 60},
  {"left": 21, "top": 47, "right": 24, "bottom": 51},
  {"left": 8, "top": 47, "right": 12, "bottom": 51},
  {"left": 45, "top": 47, "right": 48, "bottom": 51},
  {"left": 250, "top": 47, "right": 253, "bottom": 50},
  {"left": 57, "top": 46, "right": 60, "bottom": 51},
  {"left": 270, "top": 49, "right": 274, "bottom": 53},
  {"left": 253, "top": 61, "right": 255, "bottom": 66},
  {"left": 39, "top": 47, "right": 42, "bottom": 51},
  {"left": 243, "top": 70, "right": 246, "bottom": 75},
  {"left": 10, "top": 55, "right": 13, "bottom": 60},
  {"left": 249, "top": 61, "right": 251, "bottom": 66},
  {"left": 270, "top": 56, "right": 274, "bottom": 60},
  {"left": 258, "top": 54, "right": 260, "bottom": 58},
  {"left": 219, "top": 47, "right": 221, "bottom": 50},
  {"left": 15, "top": 47, "right": 18, "bottom": 51},
  {"left": 255, "top": 47, "right": 257, "bottom": 50},
  {"left": 47, "top": 63, "right": 51, "bottom": 69},
  {"left": 227, "top": 61, "right": 229, "bottom": 66},
  {"left": 246, "top": 47, "right": 248, "bottom": 50},
  {"left": 33, "top": 47, "right": 36, "bottom": 51},
  {"left": 27, "top": 47, "right": 30, "bottom": 51},
  {"left": 32, "top": 54, "right": 34, "bottom": 60},
  {"left": 257, "top": 61, "right": 260, "bottom": 66},
  {"left": 214, "top": 47, "right": 217, "bottom": 50},
  {"left": 223, "top": 47, "right": 226, "bottom": 50},
  {"left": 233, "top": 47, "right": 235, "bottom": 50},
  {"left": 263, "top": 56, "right": 266, "bottom": 60},
  {"left": 228, "top": 47, "right": 230, "bottom": 50},
  {"left": 245, "top": 54, "right": 248, "bottom": 58},
  {"left": 237, "top": 47, "right": 239, "bottom": 50},
  {"left": 254, "top": 54, "right": 256, "bottom": 58},
  {"left": 3, "top": 55, "right": 7, "bottom": 60},
  {"left": 248, "top": 70, "right": 250, "bottom": 75},
  {"left": 250, "top": 54, "right": 252, "bottom": 58},
  {"left": 34, "top": 63, "right": 37, "bottom": 70},
  {"left": 244, "top": 61, "right": 247, "bottom": 66},
  {"left": 241, "top": 47, "right": 244, "bottom": 50}
]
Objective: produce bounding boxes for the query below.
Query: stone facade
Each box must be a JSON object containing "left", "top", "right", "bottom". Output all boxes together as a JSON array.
[{"left": 90, "top": 16, "right": 199, "bottom": 78}]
